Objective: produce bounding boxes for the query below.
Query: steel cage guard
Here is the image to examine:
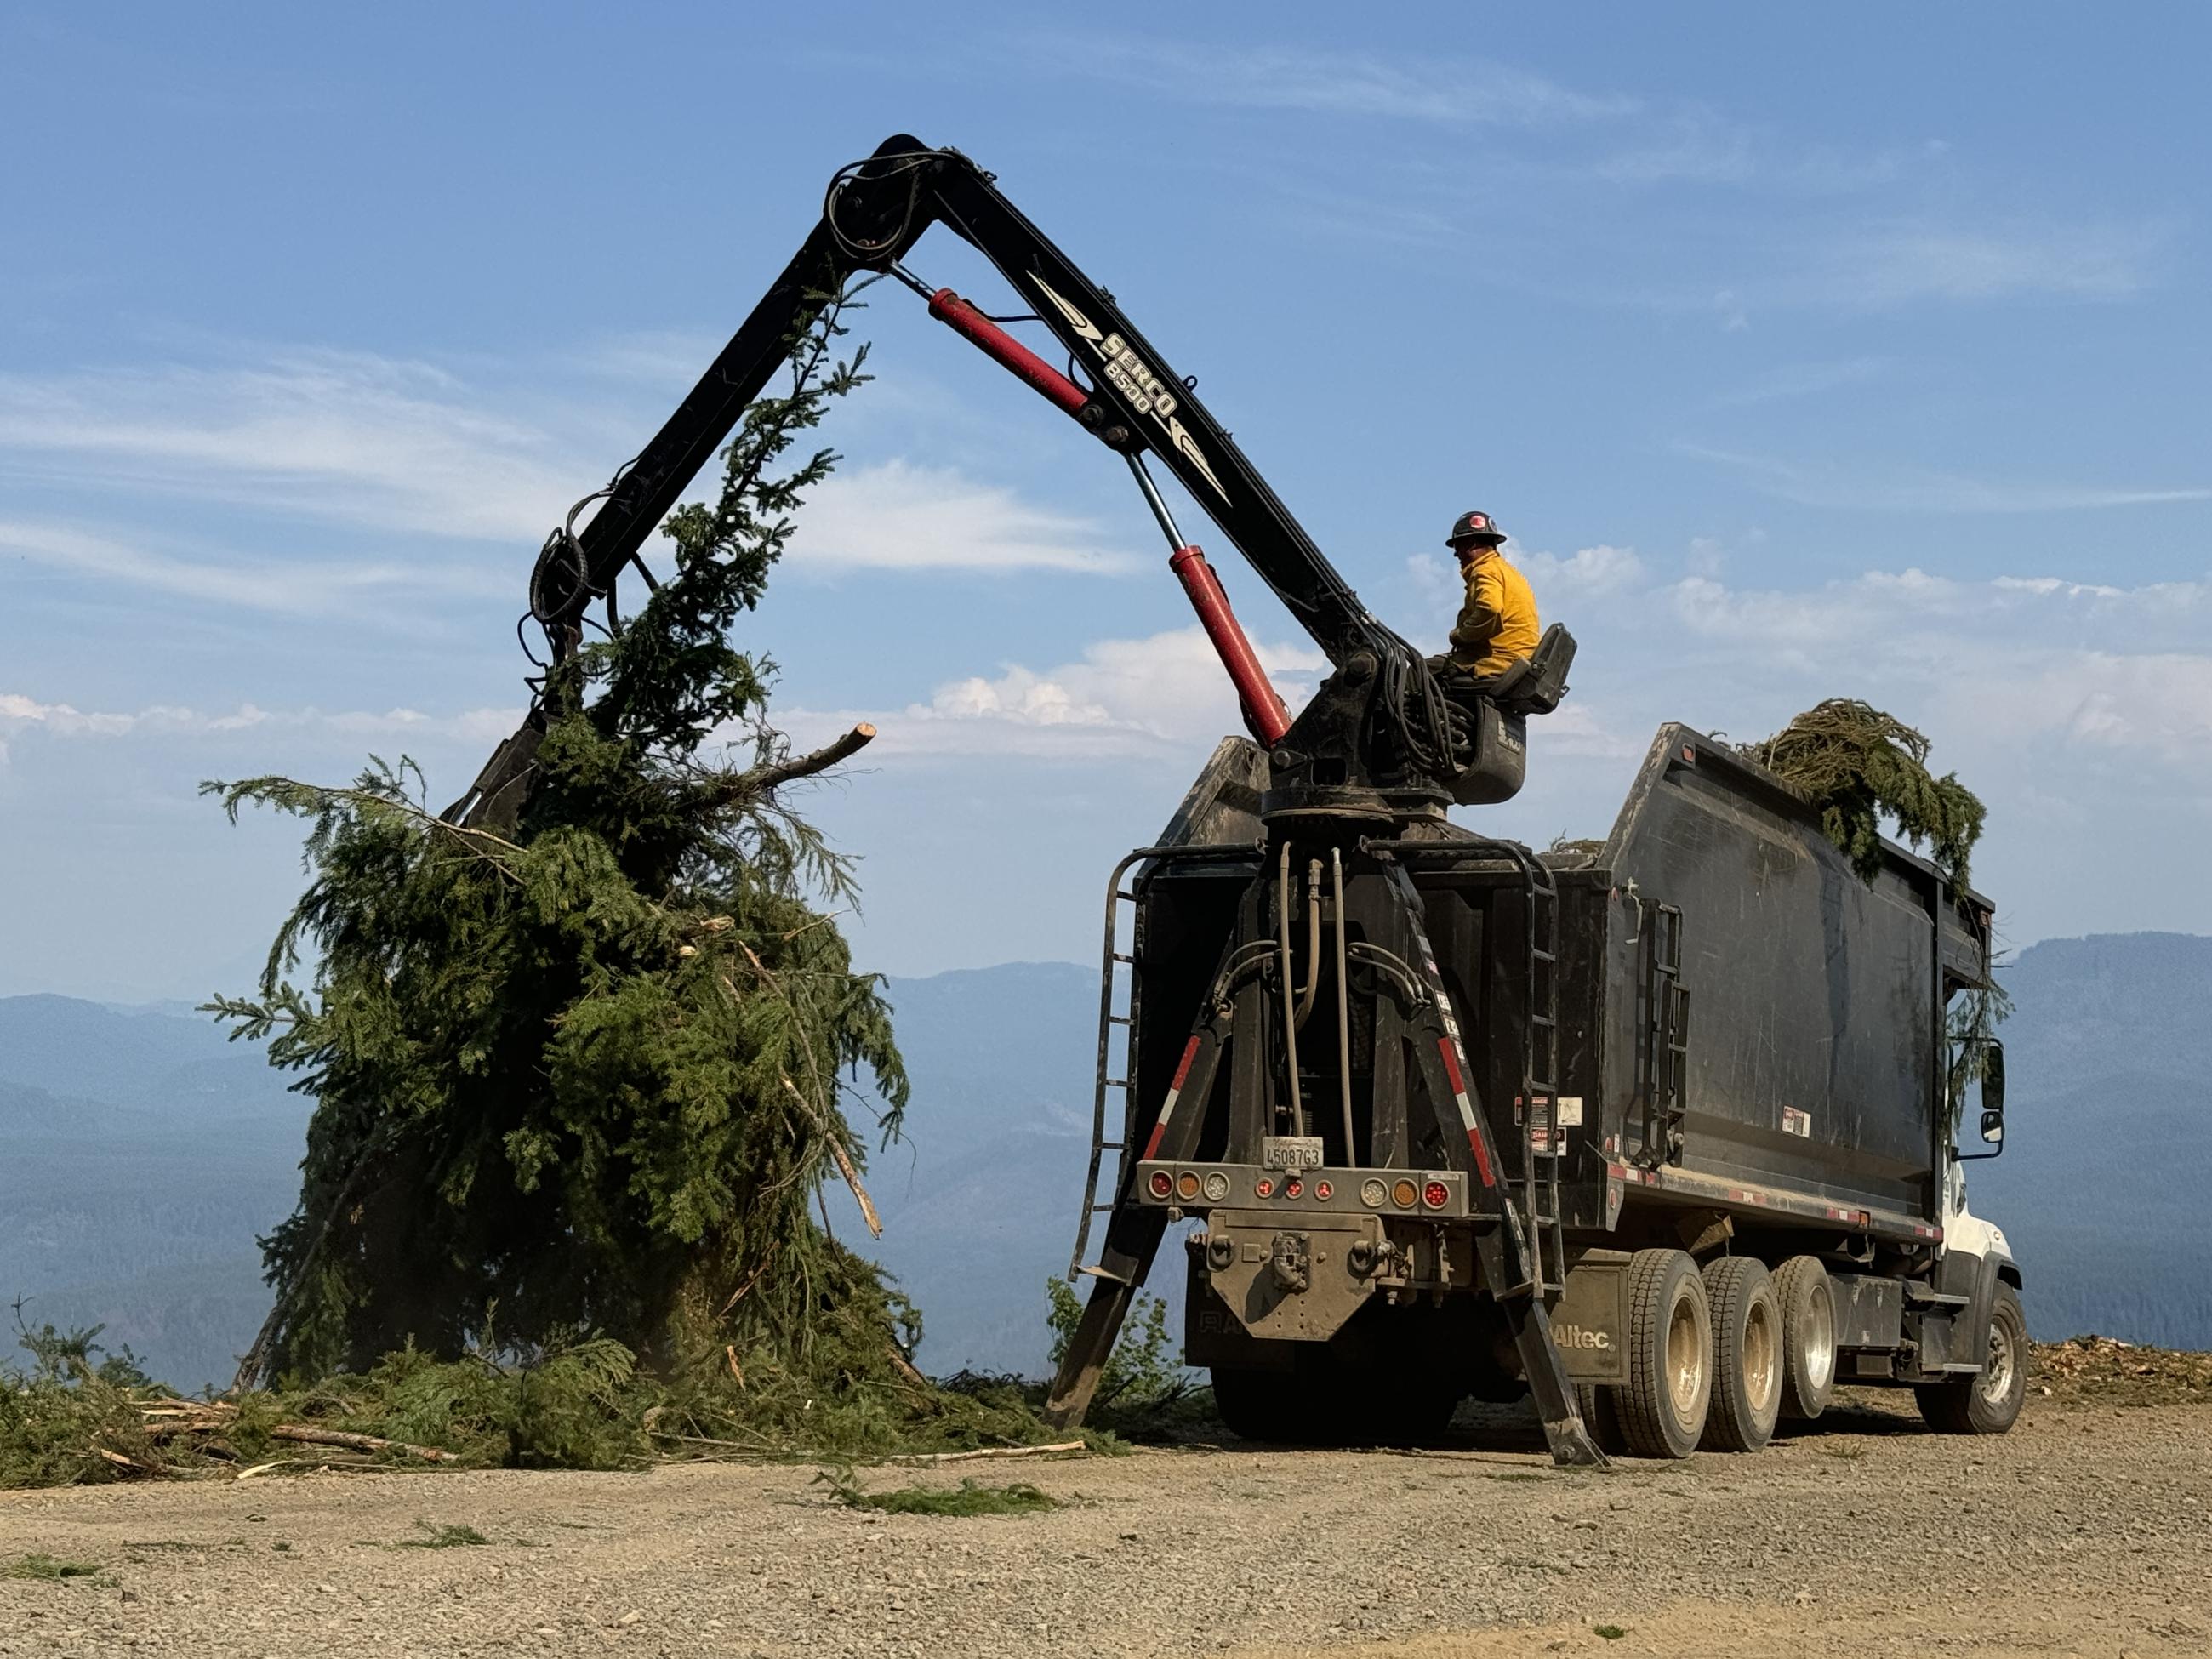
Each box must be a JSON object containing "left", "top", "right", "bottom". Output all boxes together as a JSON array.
[{"left": 1043, "top": 841, "right": 1605, "bottom": 1468}]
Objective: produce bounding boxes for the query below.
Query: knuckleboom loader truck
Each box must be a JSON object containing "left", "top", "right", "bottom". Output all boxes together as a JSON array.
[
  {"left": 453, "top": 138, "right": 2022, "bottom": 1465},
  {"left": 1052, "top": 727, "right": 2024, "bottom": 1458}
]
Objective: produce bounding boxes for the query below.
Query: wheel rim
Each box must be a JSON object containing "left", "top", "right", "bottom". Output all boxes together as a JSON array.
[
  {"left": 1667, "top": 1294, "right": 1704, "bottom": 1418},
  {"left": 1980, "top": 1314, "right": 2016, "bottom": 1407},
  {"left": 1742, "top": 1297, "right": 1779, "bottom": 1415},
  {"left": 1802, "top": 1284, "right": 1836, "bottom": 1394}
]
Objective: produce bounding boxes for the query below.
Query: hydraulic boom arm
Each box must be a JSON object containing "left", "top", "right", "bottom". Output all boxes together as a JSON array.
[{"left": 450, "top": 136, "right": 1461, "bottom": 826}]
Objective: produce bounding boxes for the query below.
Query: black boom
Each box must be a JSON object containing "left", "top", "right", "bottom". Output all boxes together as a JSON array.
[{"left": 448, "top": 136, "right": 1467, "bottom": 828}]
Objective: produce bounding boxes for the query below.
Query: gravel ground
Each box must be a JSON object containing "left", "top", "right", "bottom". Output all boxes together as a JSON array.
[{"left": 1, "top": 1390, "right": 2205, "bottom": 1658}]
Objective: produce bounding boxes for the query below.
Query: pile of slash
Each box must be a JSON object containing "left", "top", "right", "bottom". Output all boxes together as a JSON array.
[
  {"left": 2031, "top": 1337, "right": 2212, "bottom": 1406},
  {"left": 103, "top": 1400, "right": 455, "bottom": 1479}
]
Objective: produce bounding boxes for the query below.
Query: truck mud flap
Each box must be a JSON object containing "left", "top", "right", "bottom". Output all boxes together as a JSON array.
[{"left": 1548, "top": 1256, "right": 1630, "bottom": 1384}]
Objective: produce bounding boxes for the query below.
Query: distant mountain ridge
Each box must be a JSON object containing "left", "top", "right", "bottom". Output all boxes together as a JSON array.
[{"left": 1, "top": 932, "right": 2205, "bottom": 1392}]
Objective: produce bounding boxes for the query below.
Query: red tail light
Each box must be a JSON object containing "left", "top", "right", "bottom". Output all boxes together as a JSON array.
[
  {"left": 1148, "top": 1170, "right": 1173, "bottom": 1199},
  {"left": 1422, "top": 1180, "right": 1450, "bottom": 1210}
]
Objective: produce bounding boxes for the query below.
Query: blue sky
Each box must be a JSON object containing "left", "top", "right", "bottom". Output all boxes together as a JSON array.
[{"left": 3, "top": 4, "right": 2207, "bottom": 1001}]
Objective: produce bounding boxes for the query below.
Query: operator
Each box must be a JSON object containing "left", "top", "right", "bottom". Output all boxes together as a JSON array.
[{"left": 1432, "top": 509, "right": 1539, "bottom": 687}]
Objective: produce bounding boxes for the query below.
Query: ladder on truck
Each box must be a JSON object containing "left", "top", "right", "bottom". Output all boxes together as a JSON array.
[
  {"left": 1461, "top": 840, "right": 1570, "bottom": 1299},
  {"left": 1067, "top": 854, "right": 1148, "bottom": 1281},
  {"left": 1065, "top": 841, "right": 1257, "bottom": 1280}
]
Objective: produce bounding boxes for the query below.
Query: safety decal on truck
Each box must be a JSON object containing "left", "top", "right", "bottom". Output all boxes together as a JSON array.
[
  {"left": 1030, "top": 275, "right": 1229, "bottom": 501},
  {"left": 1782, "top": 1107, "right": 1812, "bottom": 1138},
  {"left": 1516, "top": 1095, "right": 1582, "bottom": 1157}
]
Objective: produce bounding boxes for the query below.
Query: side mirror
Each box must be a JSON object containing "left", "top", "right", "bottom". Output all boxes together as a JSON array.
[{"left": 1958, "top": 1038, "right": 2006, "bottom": 1162}]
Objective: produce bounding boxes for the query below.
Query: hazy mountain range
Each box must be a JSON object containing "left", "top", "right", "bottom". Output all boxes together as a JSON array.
[{"left": 1, "top": 933, "right": 2206, "bottom": 1394}]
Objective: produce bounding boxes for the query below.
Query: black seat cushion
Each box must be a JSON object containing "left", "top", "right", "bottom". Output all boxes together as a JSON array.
[{"left": 1470, "top": 624, "right": 1576, "bottom": 718}]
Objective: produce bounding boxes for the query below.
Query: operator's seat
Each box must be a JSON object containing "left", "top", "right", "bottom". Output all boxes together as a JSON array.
[{"left": 1451, "top": 624, "right": 1578, "bottom": 806}]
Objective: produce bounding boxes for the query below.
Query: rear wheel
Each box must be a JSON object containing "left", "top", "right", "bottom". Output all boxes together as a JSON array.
[
  {"left": 1771, "top": 1255, "right": 1837, "bottom": 1421},
  {"left": 1616, "top": 1249, "right": 1711, "bottom": 1458},
  {"left": 1574, "top": 1382, "right": 1627, "bottom": 1456},
  {"left": 1700, "top": 1257, "right": 1782, "bottom": 1451},
  {"left": 1917, "top": 1280, "right": 2027, "bottom": 1435}
]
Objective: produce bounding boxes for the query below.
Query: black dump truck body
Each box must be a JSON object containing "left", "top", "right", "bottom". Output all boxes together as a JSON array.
[
  {"left": 1537, "top": 722, "right": 1986, "bottom": 1243},
  {"left": 1073, "top": 724, "right": 2021, "bottom": 1451}
]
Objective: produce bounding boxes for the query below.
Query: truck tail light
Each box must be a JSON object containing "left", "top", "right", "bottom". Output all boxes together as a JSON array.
[
  {"left": 1175, "top": 1171, "right": 1202, "bottom": 1202},
  {"left": 1148, "top": 1170, "right": 1172, "bottom": 1199},
  {"left": 1422, "top": 1180, "right": 1450, "bottom": 1211},
  {"left": 1390, "top": 1178, "right": 1418, "bottom": 1208}
]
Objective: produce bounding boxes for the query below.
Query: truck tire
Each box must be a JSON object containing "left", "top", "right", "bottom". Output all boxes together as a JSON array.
[
  {"left": 1916, "top": 1281, "right": 2028, "bottom": 1435},
  {"left": 1699, "top": 1257, "right": 1782, "bottom": 1452},
  {"left": 1770, "top": 1255, "right": 1837, "bottom": 1421},
  {"left": 1575, "top": 1382, "right": 1627, "bottom": 1456},
  {"left": 1616, "top": 1249, "right": 1711, "bottom": 1458}
]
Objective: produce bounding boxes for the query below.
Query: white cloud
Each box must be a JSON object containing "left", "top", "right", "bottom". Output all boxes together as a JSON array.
[
  {"left": 0, "top": 352, "right": 579, "bottom": 543},
  {"left": 1412, "top": 544, "right": 1645, "bottom": 610},
  {"left": 784, "top": 625, "right": 1328, "bottom": 761},
  {"left": 0, "top": 692, "right": 521, "bottom": 754},
  {"left": 1405, "top": 552, "right": 1460, "bottom": 610},
  {"left": 1651, "top": 566, "right": 2212, "bottom": 774},
  {"left": 0, "top": 518, "right": 505, "bottom": 615},
  {"left": 1673, "top": 443, "right": 2210, "bottom": 513},
  {"left": 1061, "top": 39, "right": 1638, "bottom": 127},
  {"left": 0, "top": 349, "right": 1136, "bottom": 589},
  {"left": 785, "top": 460, "right": 1137, "bottom": 576},
  {"left": 1510, "top": 543, "right": 1645, "bottom": 596},
  {"left": 1820, "top": 219, "right": 2168, "bottom": 305}
]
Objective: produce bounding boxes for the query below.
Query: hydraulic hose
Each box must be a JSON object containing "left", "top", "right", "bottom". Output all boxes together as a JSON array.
[
  {"left": 1278, "top": 840, "right": 1305, "bottom": 1138},
  {"left": 1293, "top": 858, "right": 1323, "bottom": 1031},
  {"left": 1333, "top": 847, "right": 1355, "bottom": 1166}
]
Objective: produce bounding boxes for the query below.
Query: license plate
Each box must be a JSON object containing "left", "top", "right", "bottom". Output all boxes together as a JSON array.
[{"left": 1261, "top": 1136, "right": 1325, "bottom": 1172}]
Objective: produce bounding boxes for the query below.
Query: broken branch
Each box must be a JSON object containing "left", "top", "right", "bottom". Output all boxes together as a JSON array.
[
  {"left": 884, "top": 1441, "right": 1086, "bottom": 1467},
  {"left": 734, "top": 723, "right": 876, "bottom": 795}
]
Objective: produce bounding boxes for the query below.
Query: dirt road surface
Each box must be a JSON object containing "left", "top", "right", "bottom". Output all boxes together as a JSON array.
[{"left": 1, "top": 1392, "right": 2204, "bottom": 1659}]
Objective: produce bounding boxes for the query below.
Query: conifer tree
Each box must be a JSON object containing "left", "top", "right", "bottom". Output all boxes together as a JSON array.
[{"left": 209, "top": 287, "right": 914, "bottom": 1390}]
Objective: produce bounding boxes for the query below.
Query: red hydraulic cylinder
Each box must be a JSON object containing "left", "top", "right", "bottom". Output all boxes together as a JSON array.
[
  {"left": 1169, "top": 546, "right": 1294, "bottom": 748},
  {"left": 926, "top": 288, "right": 1091, "bottom": 418}
]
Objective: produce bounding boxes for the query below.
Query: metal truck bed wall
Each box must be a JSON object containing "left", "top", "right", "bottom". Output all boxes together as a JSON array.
[
  {"left": 1506, "top": 723, "right": 1993, "bottom": 1236},
  {"left": 1584, "top": 726, "right": 1988, "bottom": 1223},
  {"left": 1126, "top": 723, "right": 1991, "bottom": 1246}
]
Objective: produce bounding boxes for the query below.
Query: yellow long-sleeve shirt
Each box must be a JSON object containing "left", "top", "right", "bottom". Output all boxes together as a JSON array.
[{"left": 1447, "top": 550, "right": 1540, "bottom": 676}]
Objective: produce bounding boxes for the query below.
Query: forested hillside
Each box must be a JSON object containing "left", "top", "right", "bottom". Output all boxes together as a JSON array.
[
  {"left": 1972, "top": 932, "right": 2212, "bottom": 1348},
  {"left": 2, "top": 932, "right": 2205, "bottom": 1390}
]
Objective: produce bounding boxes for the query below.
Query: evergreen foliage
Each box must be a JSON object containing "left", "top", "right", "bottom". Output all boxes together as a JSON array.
[
  {"left": 1737, "top": 698, "right": 2009, "bottom": 1113},
  {"left": 204, "top": 285, "right": 917, "bottom": 1394},
  {"left": 817, "top": 1470, "right": 1061, "bottom": 1516},
  {"left": 1736, "top": 698, "right": 1986, "bottom": 892}
]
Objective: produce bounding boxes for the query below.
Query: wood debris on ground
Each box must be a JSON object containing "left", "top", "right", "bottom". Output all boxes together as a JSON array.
[{"left": 2031, "top": 1337, "right": 2212, "bottom": 1405}]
